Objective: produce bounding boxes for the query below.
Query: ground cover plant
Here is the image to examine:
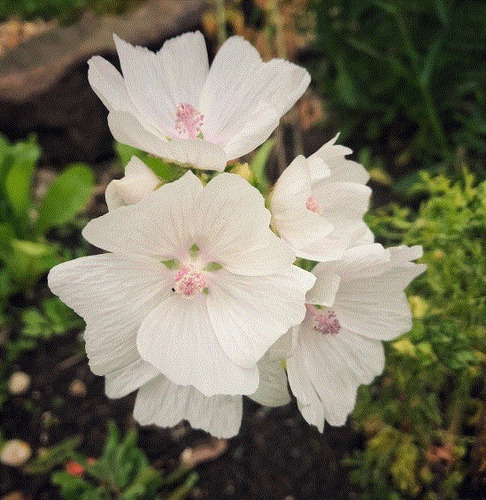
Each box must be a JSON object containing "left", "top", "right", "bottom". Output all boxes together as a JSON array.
[{"left": 345, "top": 171, "right": 486, "bottom": 498}]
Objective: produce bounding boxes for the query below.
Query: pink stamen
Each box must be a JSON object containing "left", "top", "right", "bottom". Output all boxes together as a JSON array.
[
  {"left": 173, "top": 264, "right": 208, "bottom": 297},
  {"left": 306, "top": 196, "right": 323, "bottom": 214},
  {"left": 175, "top": 103, "right": 204, "bottom": 139},
  {"left": 312, "top": 309, "right": 341, "bottom": 335}
]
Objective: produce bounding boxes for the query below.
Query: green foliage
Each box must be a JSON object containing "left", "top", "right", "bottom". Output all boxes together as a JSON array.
[
  {"left": 24, "top": 436, "right": 82, "bottom": 475},
  {"left": 249, "top": 139, "right": 274, "bottom": 194},
  {"left": 36, "top": 164, "right": 94, "bottom": 235},
  {"left": 310, "top": 0, "right": 486, "bottom": 179},
  {"left": 347, "top": 171, "right": 486, "bottom": 498},
  {"left": 21, "top": 296, "right": 85, "bottom": 339},
  {"left": 51, "top": 421, "right": 198, "bottom": 500},
  {"left": 115, "top": 142, "right": 185, "bottom": 183},
  {"left": 0, "top": 134, "right": 94, "bottom": 319},
  {"left": 0, "top": 0, "right": 145, "bottom": 23}
]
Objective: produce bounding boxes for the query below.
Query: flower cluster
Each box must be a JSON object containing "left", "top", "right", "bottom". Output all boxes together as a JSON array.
[{"left": 48, "top": 32, "right": 425, "bottom": 438}]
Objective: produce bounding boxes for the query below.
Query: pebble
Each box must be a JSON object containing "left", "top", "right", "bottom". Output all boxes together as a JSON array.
[
  {"left": 2, "top": 492, "right": 25, "bottom": 500},
  {"left": 7, "top": 372, "right": 31, "bottom": 395},
  {"left": 0, "top": 440, "right": 32, "bottom": 467},
  {"left": 68, "top": 379, "right": 86, "bottom": 397}
]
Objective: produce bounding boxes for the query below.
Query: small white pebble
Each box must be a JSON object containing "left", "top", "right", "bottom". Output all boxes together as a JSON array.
[
  {"left": 8, "top": 372, "right": 31, "bottom": 395},
  {"left": 0, "top": 440, "right": 32, "bottom": 467},
  {"left": 69, "top": 379, "right": 86, "bottom": 397}
]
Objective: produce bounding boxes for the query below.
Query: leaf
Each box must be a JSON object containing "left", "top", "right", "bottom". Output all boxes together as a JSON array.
[
  {"left": 36, "top": 163, "right": 94, "bottom": 234},
  {"left": 5, "top": 138, "right": 40, "bottom": 219},
  {"left": 51, "top": 471, "right": 95, "bottom": 500},
  {"left": 250, "top": 139, "right": 274, "bottom": 193},
  {"left": 115, "top": 142, "right": 184, "bottom": 182},
  {"left": 24, "top": 436, "right": 82, "bottom": 474}
]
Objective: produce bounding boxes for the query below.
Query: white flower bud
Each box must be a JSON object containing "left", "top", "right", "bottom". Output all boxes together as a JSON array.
[{"left": 106, "top": 156, "right": 160, "bottom": 211}]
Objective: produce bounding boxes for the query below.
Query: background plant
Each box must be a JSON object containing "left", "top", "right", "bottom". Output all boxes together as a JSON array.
[
  {"left": 50, "top": 421, "right": 197, "bottom": 500},
  {"left": 309, "top": 0, "right": 486, "bottom": 189},
  {"left": 345, "top": 171, "right": 486, "bottom": 499},
  {"left": 0, "top": 0, "right": 144, "bottom": 23}
]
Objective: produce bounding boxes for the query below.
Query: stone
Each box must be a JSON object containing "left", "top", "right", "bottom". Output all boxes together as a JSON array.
[
  {"left": 7, "top": 371, "right": 31, "bottom": 395},
  {"left": 0, "top": 0, "right": 206, "bottom": 164},
  {"left": 68, "top": 379, "right": 87, "bottom": 397},
  {"left": 0, "top": 440, "right": 32, "bottom": 467}
]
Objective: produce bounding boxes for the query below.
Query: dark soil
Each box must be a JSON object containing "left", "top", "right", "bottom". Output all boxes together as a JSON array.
[{"left": 0, "top": 329, "right": 357, "bottom": 500}]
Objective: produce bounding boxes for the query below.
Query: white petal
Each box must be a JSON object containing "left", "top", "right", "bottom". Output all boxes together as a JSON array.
[
  {"left": 160, "top": 138, "right": 227, "bottom": 171},
  {"left": 222, "top": 102, "right": 280, "bottom": 160},
  {"left": 48, "top": 254, "right": 171, "bottom": 375},
  {"left": 292, "top": 322, "right": 385, "bottom": 426},
  {"left": 105, "top": 157, "right": 161, "bottom": 211},
  {"left": 306, "top": 270, "right": 341, "bottom": 307},
  {"left": 332, "top": 245, "right": 426, "bottom": 340},
  {"left": 108, "top": 111, "right": 228, "bottom": 171},
  {"left": 136, "top": 295, "right": 259, "bottom": 396},
  {"left": 308, "top": 134, "right": 369, "bottom": 184},
  {"left": 155, "top": 31, "right": 209, "bottom": 111},
  {"left": 259, "top": 59, "right": 311, "bottom": 116},
  {"left": 271, "top": 156, "right": 312, "bottom": 213},
  {"left": 271, "top": 156, "right": 334, "bottom": 254},
  {"left": 83, "top": 171, "right": 203, "bottom": 258},
  {"left": 268, "top": 327, "right": 299, "bottom": 360},
  {"left": 114, "top": 33, "right": 208, "bottom": 136},
  {"left": 87, "top": 56, "right": 134, "bottom": 113},
  {"left": 294, "top": 235, "right": 348, "bottom": 262},
  {"left": 249, "top": 357, "right": 290, "bottom": 407},
  {"left": 200, "top": 37, "right": 309, "bottom": 154},
  {"left": 316, "top": 244, "right": 389, "bottom": 279},
  {"left": 207, "top": 266, "right": 315, "bottom": 368},
  {"left": 105, "top": 358, "right": 160, "bottom": 398},
  {"left": 107, "top": 110, "right": 173, "bottom": 157},
  {"left": 134, "top": 376, "right": 242, "bottom": 438},
  {"left": 194, "top": 173, "right": 295, "bottom": 275},
  {"left": 199, "top": 37, "right": 266, "bottom": 143},
  {"left": 287, "top": 348, "right": 325, "bottom": 432}
]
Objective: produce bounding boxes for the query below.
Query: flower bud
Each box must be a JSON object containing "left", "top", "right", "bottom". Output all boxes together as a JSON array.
[{"left": 106, "top": 156, "right": 161, "bottom": 211}]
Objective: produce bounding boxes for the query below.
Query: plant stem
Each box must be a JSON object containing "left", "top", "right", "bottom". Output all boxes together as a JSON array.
[{"left": 216, "top": 0, "right": 227, "bottom": 47}]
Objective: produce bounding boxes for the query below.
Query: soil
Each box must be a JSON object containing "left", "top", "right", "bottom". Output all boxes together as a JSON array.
[{"left": 0, "top": 328, "right": 357, "bottom": 500}]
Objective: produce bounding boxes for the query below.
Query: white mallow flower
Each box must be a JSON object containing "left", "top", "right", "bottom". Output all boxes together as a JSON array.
[
  {"left": 270, "top": 136, "right": 373, "bottom": 262},
  {"left": 48, "top": 171, "right": 315, "bottom": 400},
  {"left": 88, "top": 31, "right": 310, "bottom": 172},
  {"left": 286, "top": 244, "right": 426, "bottom": 431},
  {"left": 105, "top": 156, "right": 161, "bottom": 210},
  {"left": 131, "top": 354, "right": 291, "bottom": 438}
]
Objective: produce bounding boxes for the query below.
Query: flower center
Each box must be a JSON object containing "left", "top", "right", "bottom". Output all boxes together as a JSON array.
[
  {"left": 175, "top": 103, "right": 204, "bottom": 139},
  {"left": 173, "top": 264, "right": 208, "bottom": 298},
  {"left": 312, "top": 309, "right": 341, "bottom": 335},
  {"left": 306, "top": 195, "right": 323, "bottom": 215}
]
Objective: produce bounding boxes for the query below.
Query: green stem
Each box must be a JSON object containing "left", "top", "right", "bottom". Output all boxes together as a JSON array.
[
  {"left": 270, "top": 0, "right": 287, "bottom": 59},
  {"left": 216, "top": 0, "right": 227, "bottom": 47}
]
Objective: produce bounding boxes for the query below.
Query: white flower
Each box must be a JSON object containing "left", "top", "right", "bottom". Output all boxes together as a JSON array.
[
  {"left": 48, "top": 171, "right": 315, "bottom": 399},
  {"left": 130, "top": 355, "right": 290, "bottom": 439},
  {"left": 286, "top": 244, "right": 426, "bottom": 431},
  {"left": 105, "top": 156, "right": 161, "bottom": 211},
  {"left": 88, "top": 32, "right": 310, "bottom": 172},
  {"left": 270, "top": 136, "right": 373, "bottom": 262}
]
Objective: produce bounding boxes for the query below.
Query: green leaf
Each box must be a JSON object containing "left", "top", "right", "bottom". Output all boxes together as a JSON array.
[
  {"left": 115, "top": 142, "right": 184, "bottom": 182},
  {"left": 36, "top": 163, "right": 94, "bottom": 234},
  {"left": 51, "top": 471, "right": 95, "bottom": 500},
  {"left": 24, "top": 436, "right": 82, "bottom": 474},
  {"left": 250, "top": 139, "right": 274, "bottom": 193},
  {"left": 5, "top": 138, "right": 40, "bottom": 219}
]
